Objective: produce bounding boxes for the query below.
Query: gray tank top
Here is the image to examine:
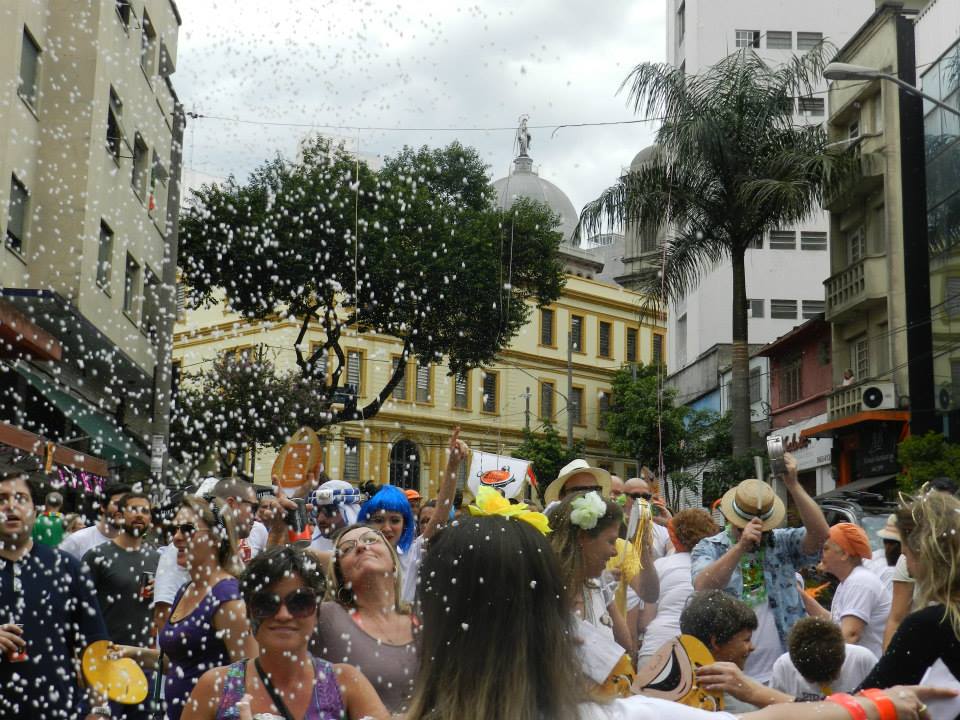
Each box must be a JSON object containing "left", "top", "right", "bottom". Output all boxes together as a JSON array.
[{"left": 311, "top": 601, "right": 418, "bottom": 714}]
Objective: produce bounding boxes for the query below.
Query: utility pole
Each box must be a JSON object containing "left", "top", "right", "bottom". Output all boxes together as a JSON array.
[
  {"left": 632, "top": 363, "right": 642, "bottom": 477},
  {"left": 567, "top": 331, "right": 574, "bottom": 450},
  {"left": 524, "top": 387, "right": 531, "bottom": 430},
  {"left": 895, "top": 12, "right": 936, "bottom": 437}
]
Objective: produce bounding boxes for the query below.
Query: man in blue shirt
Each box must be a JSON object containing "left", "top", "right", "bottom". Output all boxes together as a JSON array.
[
  {"left": 0, "top": 472, "right": 109, "bottom": 719},
  {"left": 691, "top": 453, "right": 828, "bottom": 683}
]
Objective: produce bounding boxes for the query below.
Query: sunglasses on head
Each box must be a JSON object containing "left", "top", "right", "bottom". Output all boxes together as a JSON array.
[{"left": 250, "top": 587, "right": 319, "bottom": 621}]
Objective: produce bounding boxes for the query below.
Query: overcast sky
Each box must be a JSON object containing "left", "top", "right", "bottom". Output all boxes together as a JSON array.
[{"left": 174, "top": 0, "right": 666, "bottom": 217}]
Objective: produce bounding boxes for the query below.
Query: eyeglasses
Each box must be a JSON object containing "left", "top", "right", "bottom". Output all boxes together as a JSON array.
[
  {"left": 628, "top": 492, "right": 653, "bottom": 501},
  {"left": 173, "top": 523, "right": 199, "bottom": 536},
  {"left": 250, "top": 587, "right": 319, "bottom": 621},
  {"left": 336, "top": 531, "right": 383, "bottom": 557}
]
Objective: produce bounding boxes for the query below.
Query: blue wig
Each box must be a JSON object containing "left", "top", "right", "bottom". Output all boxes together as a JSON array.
[{"left": 357, "top": 485, "right": 415, "bottom": 552}]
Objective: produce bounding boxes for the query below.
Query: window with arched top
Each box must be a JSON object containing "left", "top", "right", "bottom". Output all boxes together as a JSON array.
[{"left": 389, "top": 440, "right": 420, "bottom": 491}]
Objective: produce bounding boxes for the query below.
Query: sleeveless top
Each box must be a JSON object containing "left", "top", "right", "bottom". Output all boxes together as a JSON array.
[
  {"left": 312, "top": 601, "right": 418, "bottom": 713},
  {"left": 215, "top": 657, "right": 346, "bottom": 720},
  {"left": 159, "top": 578, "right": 242, "bottom": 720}
]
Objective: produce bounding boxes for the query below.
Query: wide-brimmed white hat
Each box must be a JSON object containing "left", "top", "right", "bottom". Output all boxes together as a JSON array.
[
  {"left": 719, "top": 478, "right": 786, "bottom": 531},
  {"left": 877, "top": 513, "right": 901, "bottom": 542},
  {"left": 543, "top": 459, "right": 612, "bottom": 505}
]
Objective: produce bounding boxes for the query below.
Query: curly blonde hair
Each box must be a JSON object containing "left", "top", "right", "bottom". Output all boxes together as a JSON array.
[{"left": 896, "top": 489, "right": 960, "bottom": 638}]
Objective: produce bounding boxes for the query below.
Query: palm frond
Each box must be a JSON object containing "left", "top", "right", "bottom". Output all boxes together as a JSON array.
[{"left": 641, "top": 225, "right": 731, "bottom": 304}]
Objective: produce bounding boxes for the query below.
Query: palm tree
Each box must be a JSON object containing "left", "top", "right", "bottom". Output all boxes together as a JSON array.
[{"left": 579, "top": 47, "right": 852, "bottom": 456}]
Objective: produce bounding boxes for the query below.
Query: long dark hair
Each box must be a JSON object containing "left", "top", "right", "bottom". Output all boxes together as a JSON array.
[{"left": 407, "top": 516, "right": 586, "bottom": 720}]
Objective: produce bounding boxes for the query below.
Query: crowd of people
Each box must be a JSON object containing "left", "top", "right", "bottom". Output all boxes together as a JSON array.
[{"left": 0, "top": 427, "right": 957, "bottom": 719}]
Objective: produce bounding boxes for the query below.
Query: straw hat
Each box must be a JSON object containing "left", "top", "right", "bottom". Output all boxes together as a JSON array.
[
  {"left": 877, "top": 513, "right": 901, "bottom": 542},
  {"left": 719, "top": 478, "right": 786, "bottom": 531},
  {"left": 543, "top": 459, "right": 612, "bottom": 505}
]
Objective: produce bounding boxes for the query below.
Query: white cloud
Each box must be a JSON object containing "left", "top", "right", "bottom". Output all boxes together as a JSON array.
[{"left": 174, "top": 0, "right": 666, "bottom": 215}]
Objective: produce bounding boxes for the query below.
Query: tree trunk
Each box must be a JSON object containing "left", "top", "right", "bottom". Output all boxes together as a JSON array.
[{"left": 730, "top": 248, "right": 752, "bottom": 456}]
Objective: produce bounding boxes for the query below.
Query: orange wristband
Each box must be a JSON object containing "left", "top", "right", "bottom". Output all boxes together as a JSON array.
[
  {"left": 860, "top": 689, "right": 897, "bottom": 720},
  {"left": 826, "top": 693, "right": 869, "bottom": 720}
]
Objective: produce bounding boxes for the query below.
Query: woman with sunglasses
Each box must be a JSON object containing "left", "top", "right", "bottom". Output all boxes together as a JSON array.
[
  {"left": 112, "top": 496, "right": 258, "bottom": 720},
  {"left": 182, "top": 545, "right": 387, "bottom": 720},
  {"left": 313, "top": 525, "right": 418, "bottom": 714}
]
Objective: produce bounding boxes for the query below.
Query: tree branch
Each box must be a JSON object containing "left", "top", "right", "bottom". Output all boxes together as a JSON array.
[{"left": 330, "top": 339, "right": 413, "bottom": 423}]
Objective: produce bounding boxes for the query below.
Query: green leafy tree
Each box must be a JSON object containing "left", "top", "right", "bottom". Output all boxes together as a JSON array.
[
  {"left": 579, "top": 46, "right": 854, "bottom": 455},
  {"left": 513, "top": 421, "right": 584, "bottom": 503},
  {"left": 603, "top": 365, "right": 747, "bottom": 509},
  {"left": 179, "top": 138, "right": 565, "bottom": 428},
  {"left": 169, "top": 349, "right": 333, "bottom": 477},
  {"left": 897, "top": 431, "right": 960, "bottom": 493}
]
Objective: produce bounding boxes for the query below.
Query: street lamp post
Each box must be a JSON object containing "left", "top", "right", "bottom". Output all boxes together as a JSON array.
[{"left": 823, "top": 17, "right": 957, "bottom": 437}]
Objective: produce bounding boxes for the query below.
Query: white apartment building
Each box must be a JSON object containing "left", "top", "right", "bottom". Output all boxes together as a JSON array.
[
  {"left": 664, "top": 0, "right": 875, "bottom": 373},
  {"left": 0, "top": 0, "right": 184, "bottom": 488}
]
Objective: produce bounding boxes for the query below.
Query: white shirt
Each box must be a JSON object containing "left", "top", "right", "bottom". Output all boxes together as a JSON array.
[
  {"left": 831, "top": 565, "right": 892, "bottom": 658},
  {"left": 650, "top": 523, "right": 672, "bottom": 560},
  {"left": 744, "top": 600, "right": 782, "bottom": 684},
  {"left": 59, "top": 524, "right": 111, "bottom": 560},
  {"left": 247, "top": 521, "right": 268, "bottom": 556},
  {"left": 770, "top": 644, "right": 877, "bottom": 697},
  {"left": 399, "top": 535, "right": 425, "bottom": 604},
  {"left": 580, "top": 695, "right": 736, "bottom": 720},
  {"left": 638, "top": 553, "right": 695, "bottom": 660},
  {"left": 152, "top": 543, "right": 190, "bottom": 607},
  {"left": 864, "top": 549, "right": 895, "bottom": 592},
  {"left": 893, "top": 553, "right": 913, "bottom": 583}
]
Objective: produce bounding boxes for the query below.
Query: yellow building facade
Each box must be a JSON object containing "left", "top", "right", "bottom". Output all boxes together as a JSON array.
[{"left": 174, "top": 275, "right": 666, "bottom": 497}]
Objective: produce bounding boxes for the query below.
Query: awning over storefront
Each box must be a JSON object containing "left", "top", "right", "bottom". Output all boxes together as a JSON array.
[
  {"left": 0, "top": 419, "right": 108, "bottom": 477},
  {"left": 800, "top": 410, "right": 910, "bottom": 439},
  {"left": 0, "top": 299, "right": 62, "bottom": 361},
  {"left": 15, "top": 363, "right": 150, "bottom": 469}
]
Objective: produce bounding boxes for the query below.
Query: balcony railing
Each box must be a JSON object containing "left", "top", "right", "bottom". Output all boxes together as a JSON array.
[
  {"left": 828, "top": 383, "right": 865, "bottom": 420},
  {"left": 824, "top": 256, "right": 886, "bottom": 322}
]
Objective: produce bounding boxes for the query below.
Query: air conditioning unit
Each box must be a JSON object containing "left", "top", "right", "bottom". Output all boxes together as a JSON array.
[{"left": 861, "top": 382, "right": 896, "bottom": 411}]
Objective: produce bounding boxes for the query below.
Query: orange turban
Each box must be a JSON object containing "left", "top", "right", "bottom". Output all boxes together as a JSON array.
[{"left": 829, "top": 522, "right": 872, "bottom": 560}]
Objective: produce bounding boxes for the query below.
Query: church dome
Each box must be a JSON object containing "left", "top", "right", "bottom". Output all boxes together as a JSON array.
[
  {"left": 629, "top": 144, "right": 660, "bottom": 171},
  {"left": 493, "top": 155, "right": 579, "bottom": 246}
]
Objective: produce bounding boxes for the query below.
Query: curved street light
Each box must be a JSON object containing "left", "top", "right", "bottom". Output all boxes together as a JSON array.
[{"left": 824, "top": 62, "right": 960, "bottom": 117}]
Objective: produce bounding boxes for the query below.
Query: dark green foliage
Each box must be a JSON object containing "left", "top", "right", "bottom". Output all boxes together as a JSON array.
[
  {"left": 178, "top": 138, "right": 565, "bottom": 427},
  {"left": 896, "top": 431, "right": 960, "bottom": 493},
  {"left": 512, "top": 421, "right": 584, "bottom": 503},
  {"left": 169, "top": 350, "right": 331, "bottom": 475}
]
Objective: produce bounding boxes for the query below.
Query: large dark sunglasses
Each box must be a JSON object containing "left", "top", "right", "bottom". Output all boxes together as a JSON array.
[
  {"left": 173, "top": 523, "right": 199, "bottom": 536},
  {"left": 250, "top": 588, "right": 319, "bottom": 621},
  {"left": 629, "top": 492, "right": 653, "bottom": 501},
  {"left": 561, "top": 485, "right": 603, "bottom": 498}
]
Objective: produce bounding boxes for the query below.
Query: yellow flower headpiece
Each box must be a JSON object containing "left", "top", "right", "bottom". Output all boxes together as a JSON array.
[{"left": 468, "top": 486, "right": 551, "bottom": 536}]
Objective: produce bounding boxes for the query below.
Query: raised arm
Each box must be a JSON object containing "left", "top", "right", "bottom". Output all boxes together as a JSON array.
[
  {"left": 781, "top": 453, "right": 829, "bottom": 555},
  {"left": 692, "top": 518, "right": 761, "bottom": 591},
  {"left": 420, "top": 426, "right": 468, "bottom": 541}
]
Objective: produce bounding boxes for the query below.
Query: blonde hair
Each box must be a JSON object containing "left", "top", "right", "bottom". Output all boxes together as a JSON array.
[
  {"left": 326, "top": 525, "right": 408, "bottom": 614},
  {"left": 180, "top": 495, "right": 243, "bottom": 577},
  {"left": 897, "top": 489, "right": 960, "bottom": 638},
  {"left": 549, "top": 492, "right": 623, "bottom": 597}
]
